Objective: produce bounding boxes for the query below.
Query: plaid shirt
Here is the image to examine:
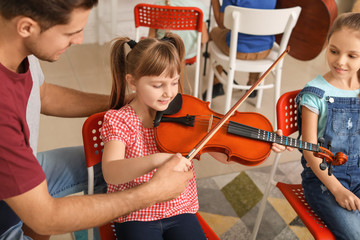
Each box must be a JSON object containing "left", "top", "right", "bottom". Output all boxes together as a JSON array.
[{"left": 101, "top": 105, "right": 198, "bottom": 223}]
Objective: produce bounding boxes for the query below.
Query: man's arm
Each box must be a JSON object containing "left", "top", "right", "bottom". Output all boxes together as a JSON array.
[
  {"left": 5, "top": 154, "right": 193, "bottom": 235},
  {"left": 40, "top": 82, "right": 110, "bottom": 117}
]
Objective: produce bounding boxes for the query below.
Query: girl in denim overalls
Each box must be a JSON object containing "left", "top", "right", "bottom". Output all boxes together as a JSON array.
[{"left": 297, "top": 13, "right": 360, "bottom": 239}]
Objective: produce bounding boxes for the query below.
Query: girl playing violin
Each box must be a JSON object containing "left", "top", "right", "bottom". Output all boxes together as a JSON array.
[
  {"left": 297, "top": 12, "right": 360, "bottom": 239},
  {"left": 101, "top": 33, "right": 207, "bottom": 240},
  {"left": 101, "top": 32, "right": 290, "bottom": 239}
]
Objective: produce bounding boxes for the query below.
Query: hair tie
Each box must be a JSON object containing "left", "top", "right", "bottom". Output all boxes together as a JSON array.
[
  {"left": 127, "top": 40, "right": 137, "bottom": 49},
  {"left": 161, "top": 36, "right": 176, "bottom": 47},
  {"left": 161, "top": 36, "right": 172, "bottom": 42}
]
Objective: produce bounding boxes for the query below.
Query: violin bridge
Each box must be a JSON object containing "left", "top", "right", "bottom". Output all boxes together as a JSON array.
[{"left": 207, "top": 115, "right": 214, "bottom": 133}]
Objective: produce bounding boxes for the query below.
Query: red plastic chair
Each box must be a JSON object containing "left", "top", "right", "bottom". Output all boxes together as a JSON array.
[
  {"left": 82, "top": 112, "right": 219, "bottom": 240},
  {"left": 251, "top": 90, "right": 335, "bottom": 240},
  {"left": 134, "top": 3, "right": 203, "bottom": 98}
]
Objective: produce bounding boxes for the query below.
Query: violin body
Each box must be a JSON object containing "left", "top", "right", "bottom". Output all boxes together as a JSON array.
[
  {"left": 154, "top": 94, "right": 274, "bottom": 166},
  {"left": 276, "top": 0, "right": 337, "bottom": 61}
]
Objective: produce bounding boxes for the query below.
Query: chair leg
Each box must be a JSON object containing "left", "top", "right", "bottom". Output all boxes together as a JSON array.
[
  {"left": 255, "top": 80, "right": 265, "bottom": 109},
  {"left": 87, "top": 167, "right": 95, "bottom": 240},
  {"left": 193, "top": 59, "right": 201, "bottom": 98},
  {"left": 225, "top": 69, "right": 235, "bottom": 112},
  {"left": 273, "top": 69, "right": 282, "bottom": 126},
  {"left": 251, "top": 153, "right": 282, "bottom": 240},
  {"left": 193, "top": 35, "right": 203, "bottom": 98},
  {"left": 206, "top": 63, "right": 215, "bottom": 104}
]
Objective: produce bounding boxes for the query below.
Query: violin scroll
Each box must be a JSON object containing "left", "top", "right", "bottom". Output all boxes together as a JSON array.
[
  {"left": 334, "top": 152, "right": 348, "bottom": 165},
  {"left": 314, "top": 138, "right": 348, "bottom": 176}
]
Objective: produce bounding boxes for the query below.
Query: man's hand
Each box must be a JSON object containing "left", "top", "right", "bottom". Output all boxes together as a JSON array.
[{"left": 149, "top": 153, "right": 193, "bottom": 203}]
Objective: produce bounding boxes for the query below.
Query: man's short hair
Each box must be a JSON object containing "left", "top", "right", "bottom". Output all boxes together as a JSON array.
[{"left": 0, "top": 0, "right": 98, "bottom": 31}]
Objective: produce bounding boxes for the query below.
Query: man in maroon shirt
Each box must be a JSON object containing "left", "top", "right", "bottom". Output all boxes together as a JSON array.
[{"left": 0, "top": 1, "right": 193, "bottom": 239}]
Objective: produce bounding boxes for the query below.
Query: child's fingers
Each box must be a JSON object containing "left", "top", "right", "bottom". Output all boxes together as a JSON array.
[
  {"left": 355, "top": 198, "right": 360, "bottom": 211},
  {"left": 173, "top": 155, "right": 192, "bottom": 172}
]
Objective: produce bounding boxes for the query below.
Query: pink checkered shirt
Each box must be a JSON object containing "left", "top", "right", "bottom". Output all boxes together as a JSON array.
[{"left": 101, "top": 105, "right": 198, "bottom": 223}]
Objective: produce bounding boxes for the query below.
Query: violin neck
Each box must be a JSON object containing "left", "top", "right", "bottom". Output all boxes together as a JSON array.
[{"left": 227, "top": 121, "right": 319, "bottom": 152}]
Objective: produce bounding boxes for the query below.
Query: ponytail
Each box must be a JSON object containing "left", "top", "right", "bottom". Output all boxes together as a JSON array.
[{"left": 109, "top": 37, "right": 129, "bottom": 109}]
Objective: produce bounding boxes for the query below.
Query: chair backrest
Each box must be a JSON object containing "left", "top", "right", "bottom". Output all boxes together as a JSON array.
[
  {"left": 134, "top": 3, "right": 203, "bottom": 41},
  {"left": 276, "top": 89, "right": 301, "bottom": 136},
  {"left": 82, "top": 111, "right": 106, "bottom": 168},
  {"left": 224, "top": 6, "right": 301, "bottom": 61}
]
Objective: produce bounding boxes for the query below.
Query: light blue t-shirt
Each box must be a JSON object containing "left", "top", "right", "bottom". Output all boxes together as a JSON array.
[
  {"left": 154, "top": 0, "right": 209, "bottom": 59},
  {"left": 220, "top": 0, "right": 276, "bottom": 53},
  {"left": 299, "top": 75, "right": 360, "bottom": 138}
]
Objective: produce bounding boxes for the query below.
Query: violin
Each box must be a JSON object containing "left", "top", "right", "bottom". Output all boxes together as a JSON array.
[
  {"left": 154, "top": 47, "right": 346, "bottom": 175},
  {"left": 154, "top": 94, "right": 347, "bottom": 170}
]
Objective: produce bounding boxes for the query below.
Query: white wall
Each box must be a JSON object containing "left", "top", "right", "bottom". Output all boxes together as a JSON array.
[{"left": 336, "top": 0, "right": 356, "bottom": 14}]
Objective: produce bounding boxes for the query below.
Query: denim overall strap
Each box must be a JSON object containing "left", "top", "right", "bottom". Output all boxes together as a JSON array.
[{"left": 323, "top": 96, "right": 360, "bottom": 183}]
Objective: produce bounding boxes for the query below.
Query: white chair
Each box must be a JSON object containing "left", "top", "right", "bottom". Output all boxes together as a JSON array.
[
  {"left": 134, "top": 3, "right": 204, "bottom": 98},
  {"left": 205, "top": 6, "right": 301, "bottom": 119}
]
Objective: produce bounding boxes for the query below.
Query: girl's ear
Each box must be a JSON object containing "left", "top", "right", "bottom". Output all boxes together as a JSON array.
[
  {"left": 126, "top": 74, "right": 136, "bottom": 92},
  {"left": 17, "top": 17, "right": 39, "bottom": 38}
]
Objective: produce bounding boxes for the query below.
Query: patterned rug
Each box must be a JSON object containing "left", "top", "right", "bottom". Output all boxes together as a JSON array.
[{"left": 197, "top": 160, "right": 315, "bottom": 240}]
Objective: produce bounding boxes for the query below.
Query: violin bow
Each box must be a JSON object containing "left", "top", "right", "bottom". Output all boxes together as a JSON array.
[{"left": 186, "top": 46, "right": 290, "bottom": 160}]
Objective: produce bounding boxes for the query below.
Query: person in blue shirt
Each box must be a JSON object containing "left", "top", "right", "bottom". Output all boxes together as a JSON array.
[{"left": 203, "top": 0, "right": 277, "bottom": 99}]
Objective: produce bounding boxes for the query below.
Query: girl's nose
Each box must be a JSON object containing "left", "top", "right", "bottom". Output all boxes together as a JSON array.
[
  {"left": 336, "top": 54, "right": 347, "bottom": 66},
  {"left": 163, "top": 86, "right": 173, "bottom": 98}
]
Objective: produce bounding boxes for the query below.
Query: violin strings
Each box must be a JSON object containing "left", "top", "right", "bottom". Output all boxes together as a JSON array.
[
  {"left": 179, "top": 115, "right": 263, "bottom": 137},
  {"left": 179, "top": 115, "right": 318, "bottom": 152},
  {"left": 191, "top": 116, "right": 263, "bottom": 139},
  {"left": 194, "top": 116, "right": 282, "bottom": 144},
  {"left": 166, "top": 114, "right": 272, "bottom": 141}
]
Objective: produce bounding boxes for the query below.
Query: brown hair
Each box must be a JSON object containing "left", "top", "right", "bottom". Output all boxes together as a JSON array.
[
  {"left": 0, "top": 0, "right": 98, "bottom": 31},
  {"left": 109, "top": 32, "right": 185, "bottom": 109},
  {"left": 327, "top": 12, "right": 360, "bottom": 41}
]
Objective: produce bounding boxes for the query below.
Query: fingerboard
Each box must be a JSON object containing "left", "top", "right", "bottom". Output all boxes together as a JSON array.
[{"left": 228, "top": 121, "right": 319, "bottom": 152}]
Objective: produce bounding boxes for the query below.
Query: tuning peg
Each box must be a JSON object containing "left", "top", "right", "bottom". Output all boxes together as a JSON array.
[
  {"left": 318, "top": 138, "right": 328, "bottom": 171},
  {"left": 320, "top": 162, "right": 327, "bottom": 170},
  {"left": 328, "top": 163, "right": 333, "bottom": 176}
]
